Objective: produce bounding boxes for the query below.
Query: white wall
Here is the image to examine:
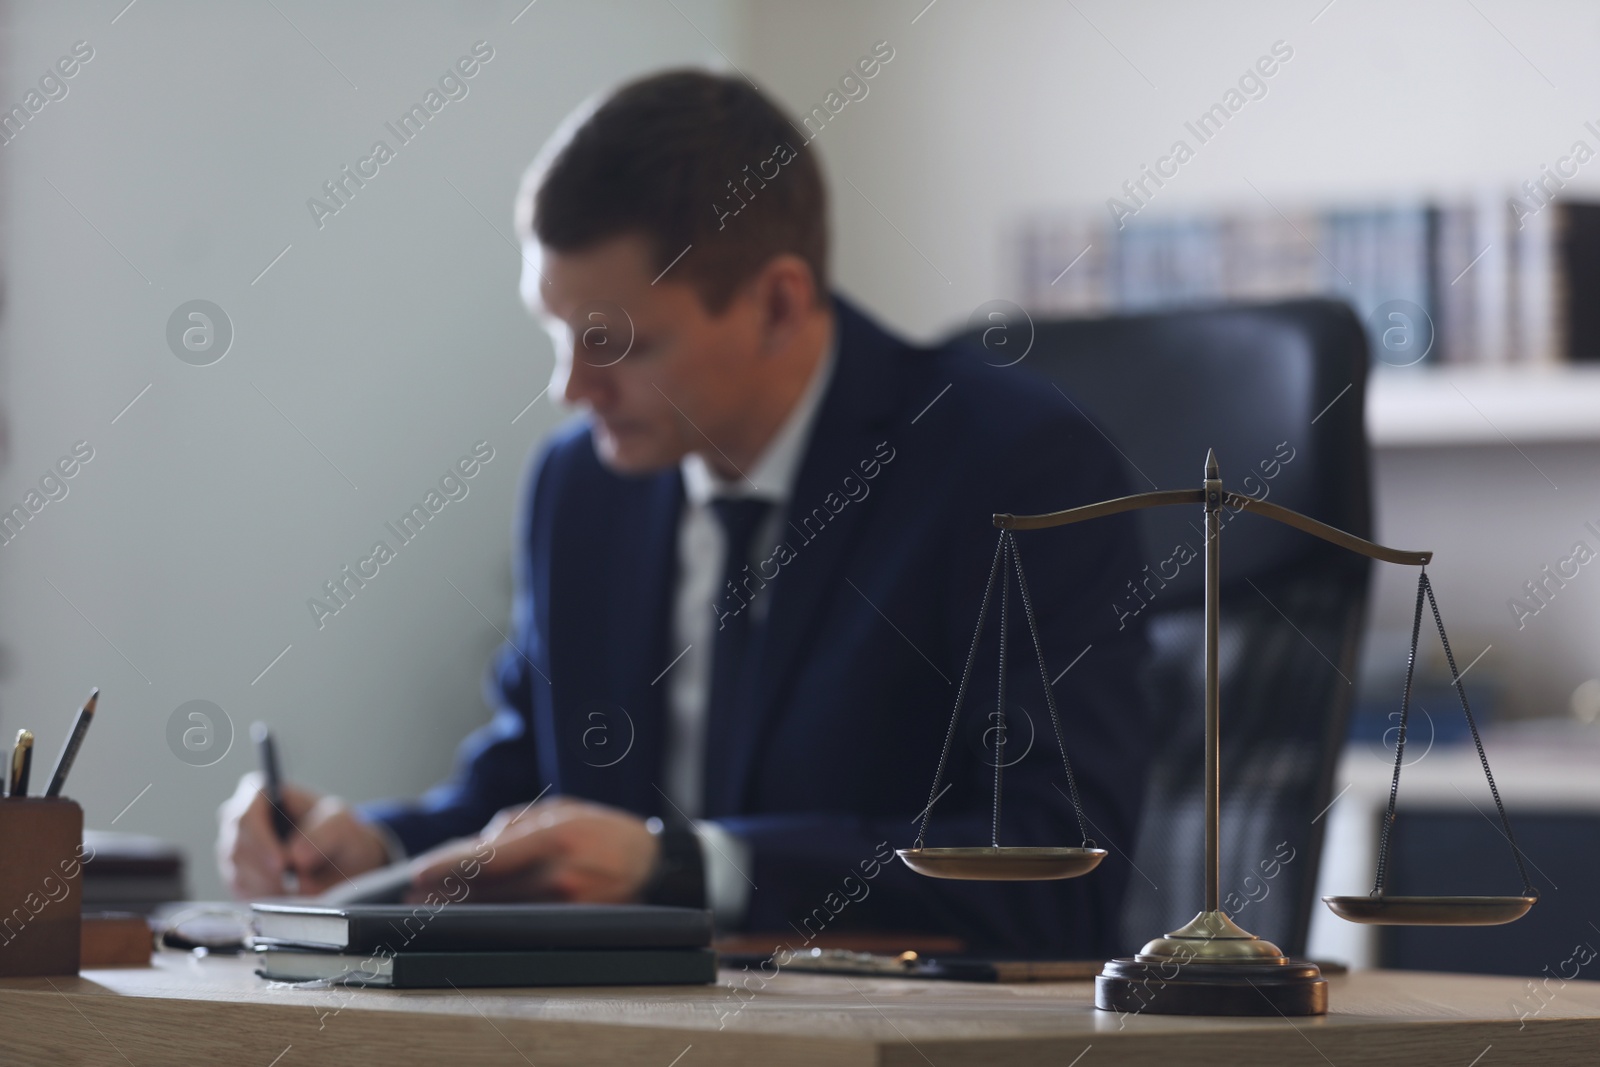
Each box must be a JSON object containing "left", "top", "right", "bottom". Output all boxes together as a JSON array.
[
  {"left": 0, "top": 0, "right": 743, "bottom": 900},
  {"left": 744, "top": 0, "right": 1600, "bottom": 721},
  {"left": 747, "top": 0, "right": 1600, "bottom": 337}
]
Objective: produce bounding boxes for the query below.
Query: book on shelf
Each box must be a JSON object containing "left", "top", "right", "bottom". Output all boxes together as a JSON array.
[{"left": 1014, "top": 194, "right": 1600, "bottom": 365}]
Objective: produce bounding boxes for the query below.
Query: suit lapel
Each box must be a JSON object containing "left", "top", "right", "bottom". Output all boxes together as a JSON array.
[{"left": 705, "top": 299, "right": 904, "bottom": 814}]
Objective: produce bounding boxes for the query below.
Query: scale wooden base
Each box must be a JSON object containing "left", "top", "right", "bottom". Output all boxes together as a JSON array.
[
  {"left": 1095, "top": 910, "right": 1326, "bottom": 1016},
  {"left": 1096, "top": 958, "right": 1327, "bottom": 1016}
]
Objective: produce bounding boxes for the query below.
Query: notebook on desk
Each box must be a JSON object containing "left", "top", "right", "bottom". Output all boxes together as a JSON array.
[
  {"left": 250, "top": 902, "right": 715, "bottom": 988},
  {"left": 252, "top": 901, "right": 713, "bottom": 954},
  {"left": 254, "top": 945, "right": 718, "bottom": 988}
]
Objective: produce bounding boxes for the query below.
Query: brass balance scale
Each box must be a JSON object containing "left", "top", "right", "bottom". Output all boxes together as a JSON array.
[{"left": 898, "top": 451, "right": 1537, "bottom": 1016}]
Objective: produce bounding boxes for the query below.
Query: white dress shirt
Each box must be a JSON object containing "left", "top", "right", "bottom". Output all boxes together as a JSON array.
[{"left": 663, "top": 335, "right": 836, "bottom": 924}]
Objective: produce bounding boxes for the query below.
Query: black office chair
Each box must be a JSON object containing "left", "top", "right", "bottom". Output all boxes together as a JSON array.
[{"left": 953, "top": 298, "right": 1371, "bottom": 958}]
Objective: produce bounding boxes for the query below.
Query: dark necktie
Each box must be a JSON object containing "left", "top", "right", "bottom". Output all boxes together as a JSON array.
[{"left": 703, "top": 497, "right": 772, "bottom": 814}]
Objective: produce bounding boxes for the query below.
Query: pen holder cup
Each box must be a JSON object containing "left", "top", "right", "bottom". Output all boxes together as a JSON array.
[{"left": 0, "top": 798, "right": 83, "bottom": 977}]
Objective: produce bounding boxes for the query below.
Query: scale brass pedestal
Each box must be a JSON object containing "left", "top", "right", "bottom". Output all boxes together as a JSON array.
[{"left": 900, "top": 450, "right": 1536, "bottom": 1019}]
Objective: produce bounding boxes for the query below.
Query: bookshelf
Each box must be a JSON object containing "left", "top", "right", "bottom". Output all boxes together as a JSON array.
[
  {"left": 1015, "top": 200, "right": 1600, "bottom": 448},
  {"left": 1367, "top": 364, "right": 1600, "bottom": 447}
]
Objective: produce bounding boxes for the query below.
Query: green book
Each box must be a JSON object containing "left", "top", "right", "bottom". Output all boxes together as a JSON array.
[
  {"left": 254, "top": 945, "right": 718, "bottom": 988},
  {"left": 251, "top": 901, "right": 712, "bottom": 954}
]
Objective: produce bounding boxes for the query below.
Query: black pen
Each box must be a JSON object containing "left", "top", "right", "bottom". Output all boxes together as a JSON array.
[
  {"left": 44, "top": 688, "right": 99, "bottom": 798},
  {"left": 252, "top": 722, "right": 294, "bottom": 842},
  {"left": 9, "top": 729, "right": 33, "bottom": 798}
]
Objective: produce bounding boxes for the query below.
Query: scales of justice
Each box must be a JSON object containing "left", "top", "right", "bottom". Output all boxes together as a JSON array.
[{"left": 898, "top": 450, "right": 1538, "bottom": 1016}]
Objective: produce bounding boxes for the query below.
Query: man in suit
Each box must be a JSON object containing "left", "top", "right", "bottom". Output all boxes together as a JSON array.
[{"left": 219, "top": 70, "right": 1149, "bottom": 957}]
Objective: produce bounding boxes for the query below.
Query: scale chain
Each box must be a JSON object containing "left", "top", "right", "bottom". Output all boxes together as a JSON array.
[
  {"left": 1007, "top": 531, "right": 1096, "bottom": 848},
  {"left": 993, "top": 535, "right": 1010, "bottom": 849},
  {"left": 1423, "top": 573, "right": 1537, "bottom": 897},
  {"left": 914, "top": 531, "right": 1007, "bottom": 851},
  {"left": 1371, "top": 569, "right": 1536, "bottom": 899},
  {"left": 912, "top": 528, "right": 1098, "bottom": 852},
  {"left": 1371, "top": 569, "right": 1426, "bottom": 897}
]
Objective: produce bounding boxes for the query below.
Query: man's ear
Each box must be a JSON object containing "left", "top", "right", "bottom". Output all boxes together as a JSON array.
[{"left": 754, "top": 254, "right": 819, "bottom": 355}]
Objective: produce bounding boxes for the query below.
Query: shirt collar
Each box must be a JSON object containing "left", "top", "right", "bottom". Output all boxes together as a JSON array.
[{"left": 681, "top": 331, "right": 836, "bottom": 507}]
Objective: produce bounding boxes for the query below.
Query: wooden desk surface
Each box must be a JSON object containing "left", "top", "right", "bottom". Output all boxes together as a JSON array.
[{"left": 2, "top": 953, "right": 1598, "bottom": 1066}]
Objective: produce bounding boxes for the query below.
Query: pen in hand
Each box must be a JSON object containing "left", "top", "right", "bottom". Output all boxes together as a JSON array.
[
  {"left": 253, "top": 722, "right": 302, "bottom": 894},
  {"left": 252, "top": 722, "right": 294, "bottom": 842},
  {"left": 44, "top": 688, "right": 99, "bottom": 798}
]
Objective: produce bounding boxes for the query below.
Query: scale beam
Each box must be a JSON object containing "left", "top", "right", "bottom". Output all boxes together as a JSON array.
[
  {"left": 994, "top": 488, "right": 1431, "bottom": 568},
  {"left": 1221, "top": 494, "right": 1431, "bottom": 566},
  {"left": 995, "top": 489, "right": 1202, "bottom": 530}
]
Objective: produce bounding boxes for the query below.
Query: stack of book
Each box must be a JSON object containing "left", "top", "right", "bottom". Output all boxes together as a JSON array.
[
  {"left": 81, "top": 831, "right": 185, "bottom": 915},
  {"left": 1015, "top": 197, "right": 1600, "bottom": 366},
  {"left": 252, "top": 902, "right": 716, "bottom": 989}
]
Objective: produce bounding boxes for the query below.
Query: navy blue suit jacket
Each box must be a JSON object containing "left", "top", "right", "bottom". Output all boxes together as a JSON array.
[{"left": 364, "top": 297, "right": 1150, "bottom": 958}]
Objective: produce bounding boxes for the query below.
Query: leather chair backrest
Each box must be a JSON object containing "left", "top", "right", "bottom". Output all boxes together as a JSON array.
[{"left": 954, "top": 298, "right": 1373, "bottom": 956}]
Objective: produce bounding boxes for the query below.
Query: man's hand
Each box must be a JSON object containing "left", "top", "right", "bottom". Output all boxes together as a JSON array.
[
  {"left": 406, "top": 796, "right": 661, "bottom": 904},
  {"left": 216, "top": 771, "right": 391, "bottom": 898}
]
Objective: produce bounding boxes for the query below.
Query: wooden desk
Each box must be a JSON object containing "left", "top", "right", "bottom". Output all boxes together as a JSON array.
[{"left": 2, "top": 953, "right": 1598, "bottom": 1066}]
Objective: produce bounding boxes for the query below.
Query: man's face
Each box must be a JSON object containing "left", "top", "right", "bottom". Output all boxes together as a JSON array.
[{"left": 525, "top": 234, "right": 764, "bottom": 474}]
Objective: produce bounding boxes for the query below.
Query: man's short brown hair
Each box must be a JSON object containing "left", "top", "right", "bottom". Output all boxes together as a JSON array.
[{"left": 526, "top": 69, "right": 827, "bottom": 312}]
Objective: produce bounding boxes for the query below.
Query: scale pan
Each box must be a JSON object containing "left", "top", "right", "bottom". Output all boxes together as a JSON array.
[
  {"left": 896, "top": 847, "right": 1106, "bottom": 881},
  {"left": 1322, "top": 895, "right": 1536, "bottom": 926}
]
